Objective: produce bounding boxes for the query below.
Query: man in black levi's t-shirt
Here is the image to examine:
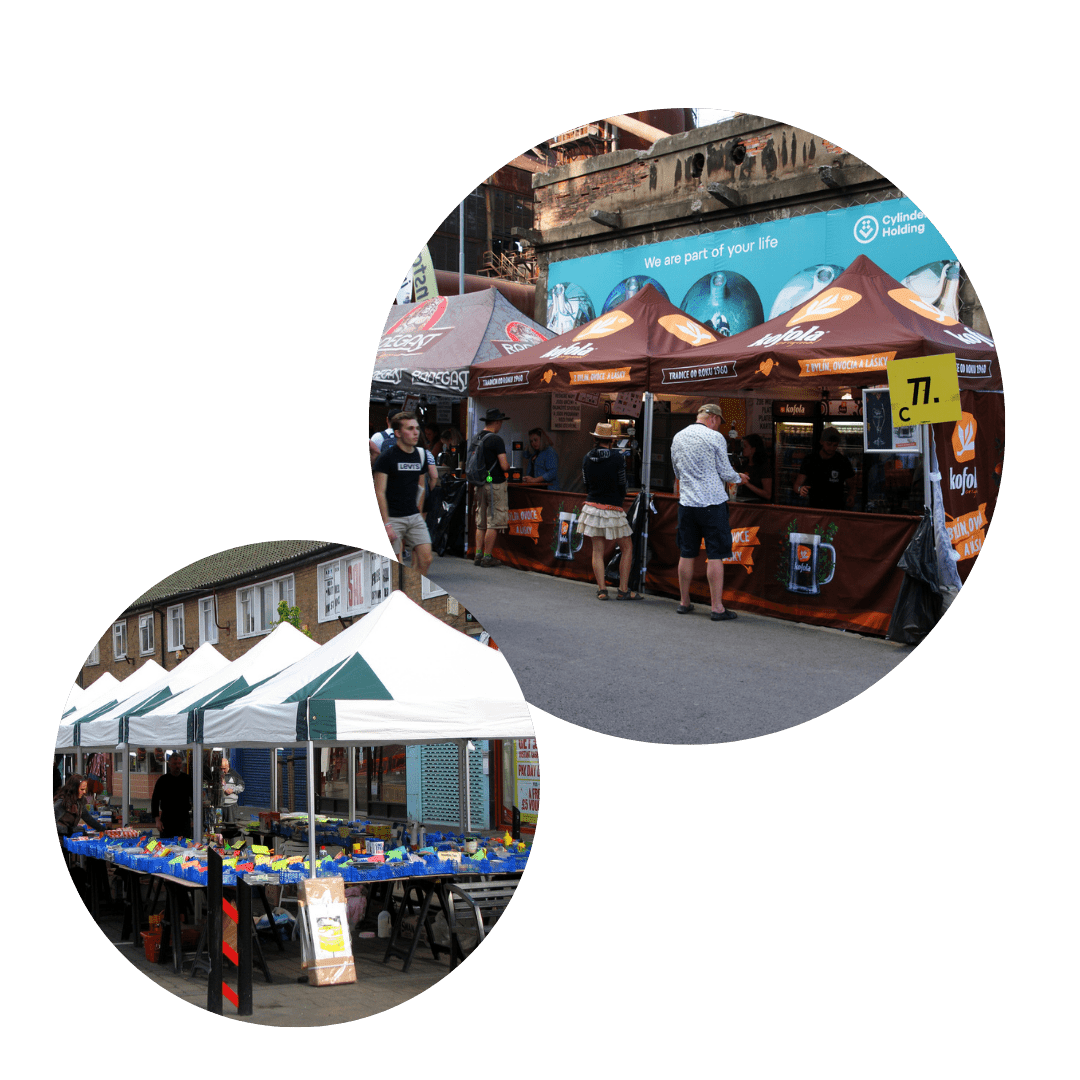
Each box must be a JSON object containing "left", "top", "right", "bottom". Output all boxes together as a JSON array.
[{"left": 373, "top": 412, "right": 433, "bottom": 575}]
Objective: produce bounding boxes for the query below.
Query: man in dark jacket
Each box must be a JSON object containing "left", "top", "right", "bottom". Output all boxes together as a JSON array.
[{"left": 152, "top": 751, "right": 193, "bottom": 838}]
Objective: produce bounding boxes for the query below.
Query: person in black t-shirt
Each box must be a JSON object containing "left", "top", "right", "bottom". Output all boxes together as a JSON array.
[
  {"left": 373, "top": 412, "right": 433, "bottom": 575},
  {"left": 152, "top": 751, "right": 193, "bottom": 838},
  {"left": 579, "top": 423, "right": 638, "bottom": 599},
  {"left": 793, "top": 427, "right": 856, "bottom": 510},
  {"left": 471, "top": 408, "right": 511, "bottom": 567},
  {"left": 737, "top": 434, "right": 772, "bottom": 503}
]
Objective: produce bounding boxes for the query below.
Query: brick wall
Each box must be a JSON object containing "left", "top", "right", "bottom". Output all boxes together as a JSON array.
[{"left": 78, "top": 549, "right": 484, "bottom": 689}]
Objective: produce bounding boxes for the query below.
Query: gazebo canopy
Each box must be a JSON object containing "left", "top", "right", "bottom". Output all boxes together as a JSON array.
[
  {"left": 372, "top": 288, "right": 550, "bottom": 400},
  {"left": 202, "top": 591, "right": 533, "bottom": 748},
  {"left": 648, "top": 255, "right": 1000, "bottom": 394},
  {"left": 127, "top": 622, "right": 322, "bottom": 747},
  {"left": 59, "top": 646, "right": 228, "bottom": 750},
  {"left": 468, "top": 284, "right": 721, "bottom": 398}
]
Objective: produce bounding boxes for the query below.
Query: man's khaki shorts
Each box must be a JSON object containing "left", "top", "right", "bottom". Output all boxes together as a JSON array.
[
  {"left": 388, "top": 513, "right": 432, "bottom": 556},
  {"left": 475, "top": 482, "right": 509, "bottom": 531}
]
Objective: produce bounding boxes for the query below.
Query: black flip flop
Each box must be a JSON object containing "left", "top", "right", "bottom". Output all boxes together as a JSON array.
[{"left": 710, "top": 609, "right": 737, "bottom": 621}]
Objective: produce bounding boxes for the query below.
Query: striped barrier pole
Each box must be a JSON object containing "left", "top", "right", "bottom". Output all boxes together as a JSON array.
[{"left": 206, "top": 847, "right": 253, "bottom": 1015}]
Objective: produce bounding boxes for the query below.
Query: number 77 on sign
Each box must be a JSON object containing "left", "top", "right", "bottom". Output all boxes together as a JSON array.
[{"left": 886, "top": 353, "right": 963, "bottom": 426}]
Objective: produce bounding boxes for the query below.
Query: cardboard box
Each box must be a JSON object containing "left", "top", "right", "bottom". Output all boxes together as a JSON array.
[{"left": 297, "top": 876, "right": 356, "bottom": 986}]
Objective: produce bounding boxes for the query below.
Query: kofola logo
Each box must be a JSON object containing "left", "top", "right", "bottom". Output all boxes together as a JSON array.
[
  {"left": 574, "top": 311, "right": 633, "bottom": 340},
  {"left": 949, "top": 411, "right": 978, "bottom": 492},
  {"left": 657, "top": 314, "right": 716, "bottom": 347},
  {"left": 887, "top": 287, "right": 959, "bottom": 327},
  {"left": 748, "top": 288, "right": 861, "bottom": 348}
]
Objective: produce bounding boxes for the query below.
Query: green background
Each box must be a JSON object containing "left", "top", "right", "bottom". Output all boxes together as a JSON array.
[{"left": 6, "top": 0, "right": 1071, "bottom": 1071}]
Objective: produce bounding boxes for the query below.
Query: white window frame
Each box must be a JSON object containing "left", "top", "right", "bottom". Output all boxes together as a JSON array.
[
  {"left": 167, "top": 604, "right": 185, "bottom": 651},
  {"left": 236, "top": 573, "right": 296, "bottom": 639},
  {"left": 198, "top": 596, "right": 218, "bottom": 645},
  {"left": 317, "top": 552, "right": 393, "bottom": 622},
  {"left": 138, "top": 613, "right": 155, "bottom": 656},
  {"left": 86, "top": 643, "right": 100, "bottom": 667},
  {"left": 113, "top": 621, "right": 128, "bottom": 661},
  {"left": 421, "top": 575, "right": 447, "bottom": 600}
]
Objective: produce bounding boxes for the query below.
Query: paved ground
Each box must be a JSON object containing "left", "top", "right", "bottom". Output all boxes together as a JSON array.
[
  {"left": 425, "top": 552, "right": 914, "bottom": 744},
  {"left": 102, "top": 903, "right": 454, "bottom": 1026}
]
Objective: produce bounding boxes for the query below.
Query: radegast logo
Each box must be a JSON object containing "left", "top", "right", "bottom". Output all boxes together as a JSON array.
[
  {"left": 378, "top": 296, "right": 451, "bottom": 356},
  {"left": 657, "top": 314, "right": 717, "bottom": 347},
  {"left": 372, "top": 367, "right": 470, "bottom": 394},
  {"left": 495, "top": 321, "right": 548, "bottom": 355},
  {"left": 573, "top": 310, "right": 634, "bottom": 341}
]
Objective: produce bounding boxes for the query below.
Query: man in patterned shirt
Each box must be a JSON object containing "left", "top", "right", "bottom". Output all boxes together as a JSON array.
[{"left": 670, "top": 403, "right": 748, "bottom": 621}]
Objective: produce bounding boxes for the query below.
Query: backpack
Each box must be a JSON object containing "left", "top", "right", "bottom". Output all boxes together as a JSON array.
[{"left": 465, "top": 430, "right": 493, "bottom": 484}]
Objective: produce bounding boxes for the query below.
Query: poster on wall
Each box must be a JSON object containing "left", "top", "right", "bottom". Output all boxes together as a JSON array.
[
  {"left": 545, "top": 197, "right": 959, "bottom": 338},
  {"left": 862, "top": 389, "right": 920, "bottom": 453},
  {"left": 551, "top": 392, "right": 582, "bottom": 431},
  {"left": 513, "top": 738, "right": 540, "bottom": 826}
]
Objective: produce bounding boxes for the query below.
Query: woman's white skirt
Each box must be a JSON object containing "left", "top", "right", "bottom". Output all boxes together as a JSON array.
[{"left": 579, "top": 502, "right": 631, "bottom": 540}]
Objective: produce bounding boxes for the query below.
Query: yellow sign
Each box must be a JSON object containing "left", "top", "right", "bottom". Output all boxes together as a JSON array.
[
  {"left": 886, "top": 353, "right": 962, "bottom": 426},
  {"left": 568, "top": 366, "right": 632, "bottom": 385}
]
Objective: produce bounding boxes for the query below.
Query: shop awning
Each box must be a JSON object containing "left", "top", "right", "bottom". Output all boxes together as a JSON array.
[
  {"left": 468, "top": 284, "right": 718, "bottom": 397},
  {"left": 372, "top": 288, "right": 550, "bottom": 400},
  {"left": 649, "top": 255, "right": 1001, "bottom": 394},
  {"left": 61, "top": 670, "right": 121, "bottom": 720},
  {"left": 201, "top": 591, "right": 533, "bottom": 748},
  {"left": 60, "top": 645, "right": 229, "bottom": 750},
  {"left": 126, "top": 621, "right": 322, "bottom": 747}
]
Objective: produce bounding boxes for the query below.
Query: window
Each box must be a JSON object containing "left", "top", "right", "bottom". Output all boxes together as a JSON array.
[
  {"left": 167, "top": 604, "right": 185, "bottom": 651},
  {"left": 85, "top": 644, "right": 99, "bottom": 667},
  {"left": 138, "top": 613, "right": 155, "bottom": 656},
  {"left": 317, "top": 552, "right": 393, "bottom": 622},
  {"left": 198, "top": 596, "right": 218, "bottom": 645},
  {"left": 421, "top": 575, "right": 447, "bottom": 600},
  {"left": 236, "top": 574, "right": 295, "bottom": 638},
  {"left": 112, "top": 621, "right": 127, "bottom": 661}
]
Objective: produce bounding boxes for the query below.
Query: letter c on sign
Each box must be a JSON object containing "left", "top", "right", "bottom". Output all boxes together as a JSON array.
[{"left": 898, "top": 406, "right": 911, "bottom": 422}]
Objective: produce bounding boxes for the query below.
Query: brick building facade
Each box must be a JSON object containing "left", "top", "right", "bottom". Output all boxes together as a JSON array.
[{"left": 78, "top": 540, "right": 486, "bottom": 687}]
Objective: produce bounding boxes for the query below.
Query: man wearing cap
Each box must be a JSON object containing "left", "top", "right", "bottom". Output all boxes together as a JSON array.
[
  {"left": 669, "top": 404, "right": 748, "bottom": 621},
  {"left": 471, "top": 408, "right": 511, "bottom": 567},
  {"left": 793, "top": 427, "right": 856, "bottom": 510}
]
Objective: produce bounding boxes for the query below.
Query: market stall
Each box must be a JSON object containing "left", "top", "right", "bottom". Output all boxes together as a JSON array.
[
  {"left": 462, "top": 258, "right": 1004, "bottom": 634},
  {"left": 371, "top": 287, "right": 550, "bottom": 433}
]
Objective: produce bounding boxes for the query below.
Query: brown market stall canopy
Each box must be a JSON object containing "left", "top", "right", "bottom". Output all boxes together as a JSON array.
[
  {"left": 649, "top": 255, "right": 1001, "bottom": 394},
  {"left": 467, "top": 284, "right": 719, "bottom": 397},
  {"left": 372, "top": 288, "right": 550, "bottom": 400}
]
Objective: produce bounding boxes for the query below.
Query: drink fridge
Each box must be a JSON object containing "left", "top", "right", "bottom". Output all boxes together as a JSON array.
[{"left": 774, "top": 418, "right": 865, "bottom": 509}]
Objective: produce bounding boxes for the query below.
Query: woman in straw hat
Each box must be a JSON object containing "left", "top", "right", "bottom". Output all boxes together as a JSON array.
[{"left": 580, "top": 422, "right": 640, "bottom": 600}]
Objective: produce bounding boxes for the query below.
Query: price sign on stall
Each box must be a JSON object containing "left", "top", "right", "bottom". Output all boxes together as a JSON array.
[{"left": 886, "top": 353, "right": 962, "bottom": 426}]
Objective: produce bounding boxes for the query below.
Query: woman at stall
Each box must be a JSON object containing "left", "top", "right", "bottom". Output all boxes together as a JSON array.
[
  {"left": 54, "top": 773, "right": 103, "bottom": 839},
  {"left": 737, "top": 434, "right": 773, "bottom": 503},
  {"left": 580, "top": 422, "right": 640, "bottom": 600}
]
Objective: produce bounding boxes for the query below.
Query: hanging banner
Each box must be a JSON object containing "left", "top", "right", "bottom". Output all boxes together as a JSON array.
[
  {"left": 411, "top": 245, "right": 438, "bottom": 304},
  {"left": 545, "top": 196, "right": 958, "bottom": 337},
  {"left": 513, "top": 738, "right": 540, "bottom": 826}
]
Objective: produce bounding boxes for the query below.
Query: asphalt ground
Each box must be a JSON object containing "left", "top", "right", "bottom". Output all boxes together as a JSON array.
[
  {"left": 99, "top": 899, "right": 454, "bottom": 1026},
  {"left": 424, "top": 551, "right": 914, "bottom": 744}
]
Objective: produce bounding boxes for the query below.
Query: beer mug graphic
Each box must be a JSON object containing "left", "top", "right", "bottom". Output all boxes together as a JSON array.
[
  {"left": 786, "top": 532, "right": 836, "bottom": 595},
  {"left": 555, "top": 511, "right": 584, "bottom": 560}
]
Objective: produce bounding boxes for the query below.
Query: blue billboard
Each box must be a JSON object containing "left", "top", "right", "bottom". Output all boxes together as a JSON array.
[{"left": 545, "top": 197, "right": 960, "bottom": 337}]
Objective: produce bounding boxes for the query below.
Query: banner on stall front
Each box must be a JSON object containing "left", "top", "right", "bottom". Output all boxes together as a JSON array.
[
  {"left": 495, "top": 487, "right": 919, "bottom": 636},
  {"left": 932, "top": 390, "right": 1005, "bottom": 581}
]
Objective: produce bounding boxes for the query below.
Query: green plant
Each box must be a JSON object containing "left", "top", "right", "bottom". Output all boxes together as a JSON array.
[{"left": 277, "top": 600, "right": 313, "bottom": 637}]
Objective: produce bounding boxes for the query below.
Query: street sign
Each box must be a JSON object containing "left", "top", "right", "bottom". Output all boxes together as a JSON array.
[{"left": 886, "top": 353, "right": 962, "bottom": 426}]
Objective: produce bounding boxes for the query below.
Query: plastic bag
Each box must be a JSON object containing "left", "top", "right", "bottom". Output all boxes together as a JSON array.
[{"left": 887, "top": 511, "right": 944, "bottom": 644}]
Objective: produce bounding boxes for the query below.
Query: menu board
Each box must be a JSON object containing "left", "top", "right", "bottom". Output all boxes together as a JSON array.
[{"left": 551, "top": 392, "right": 582, "bottom": 431}]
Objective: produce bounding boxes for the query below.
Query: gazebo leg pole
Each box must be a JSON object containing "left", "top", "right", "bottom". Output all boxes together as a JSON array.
[
  {"left": 347, "top": 746, "right": 356, "bottom": 824},
  {"left": 306, "top": 738, "right": 317, "bottom": 878}
]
